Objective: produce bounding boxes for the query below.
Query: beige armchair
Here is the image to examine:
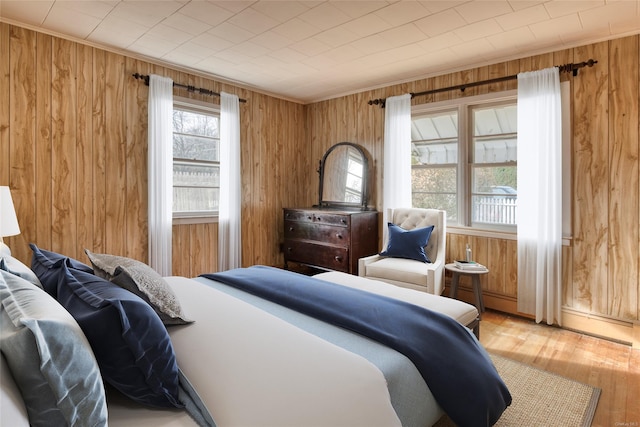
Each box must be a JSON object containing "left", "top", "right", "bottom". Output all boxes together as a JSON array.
[{"left": 358, "top": 208, "right": 446, "bottom": 295}]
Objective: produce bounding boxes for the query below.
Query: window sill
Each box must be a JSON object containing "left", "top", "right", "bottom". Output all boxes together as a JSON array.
[
  {"left": 447, "top": 225, "right": 516, "bottom": 240},
  {"left": 173, "top": 215, "right": 218, "bottom": 225},
  {"left": 447, "top": 225, "right": 573, "bottom": 246}
]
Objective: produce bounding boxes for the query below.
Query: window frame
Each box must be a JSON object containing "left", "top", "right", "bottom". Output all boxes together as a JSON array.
[
  {"left": 412, "top": 89, "right": 518, "bottom": 233},
  {"left": 172, "top": 96, "right": 221, "bottom": 223}
]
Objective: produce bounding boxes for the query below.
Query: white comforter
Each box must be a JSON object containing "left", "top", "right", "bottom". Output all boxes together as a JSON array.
[{"left": 109, "top": 276, "right": 402, "bottom": 427}]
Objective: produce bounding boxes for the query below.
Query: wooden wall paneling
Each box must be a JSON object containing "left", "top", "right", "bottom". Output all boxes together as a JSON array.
[
  {"left": 237, "top": 88, "right": 251, "bottom": 268},
  {"left": 433, "top": 73, "right": 452, "bottom": 103},
  {"left": 0, "top": 24, "right": 9, "bottom": 186},
  {"left": 124, "top": 58, "right": 150, "bottom": 261},
  {"left": 92, "top": 48, "right": 107, "bottom": 253},
  {"left": 485, "top": 62, "right": 509, "bottom": 93},
  {"left": 188, "top": 223, "right": 205, "bottom": 276},
  {"left": 447, "top": 233, "right": 468, "bottom": 263},
  {"left": 608, "top": 36, "right": 639, "bottom": 320},
  {"left": 76, "top": 43, "right": 94, "bottom": 260},
  {"left": 171, "top": 224, "right": 189, "bottom": 277},
  {"left": 562, "top": 244, "right": 573, "bottom": 306},
  {"left": 248, "top": 93, "right": 268, "bottom": 266},
  {"left": 486, "top": 237, "right": 508, "bottom": 295},
  {"left": 553, "top": 49, "right": 574, "bottom": 83},
  {"left": 456, "top": 68, "right": 476, "bottom": 97},
  {"left": 354, "top": 90, "right": 379, "bottom": 210},
  {"left": 103, "top": 52, "right": 126, "bottom": 256},
  {"left": 469, "top": 235, "right": 488, "bottom": 288},
  {"left": 505, "top": 59, "right": 520, "bottom": 92},
  {"left": 261, "top": 96, "right": 279, "bottom": 267},
  {"left": 572, "top": 41, "right": 610, "bottom": 315},
  {"left": 335, "top": 96, "right": 349, "bottom": 142},
  {"left": 529, "top": 52, "right": 555, "bottom": 72},
  {"left": 35, "top": 32, "right": 52, "bottom": 254},
  {"left": 206, "top": 222, "right": 218, "bottom": 274},
  {"left": 9, "top": 26, "right": 37, "bottom": 263},
  {"left": 503, "top": 239, "right": 518, "bottom": 297},
  {"left": 51, "top": 37, "right": 77, "bottom": 258}
]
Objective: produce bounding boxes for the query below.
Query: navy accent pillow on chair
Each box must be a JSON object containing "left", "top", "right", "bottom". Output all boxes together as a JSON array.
[
  {"left": 55, "top": 263, "right": 183, "bottom": 409},
  {"left": 380, "top": 223, "right": 434, "bottom": 263}
]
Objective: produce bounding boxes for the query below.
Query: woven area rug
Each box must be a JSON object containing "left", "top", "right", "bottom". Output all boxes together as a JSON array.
[{"left": 434, "top": 353, "right": 601, "bottom": 427}]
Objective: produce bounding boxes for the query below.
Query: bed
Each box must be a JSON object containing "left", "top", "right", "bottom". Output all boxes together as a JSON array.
[{"left": 1, "top": 246, "right": 511, "bottom": 427}]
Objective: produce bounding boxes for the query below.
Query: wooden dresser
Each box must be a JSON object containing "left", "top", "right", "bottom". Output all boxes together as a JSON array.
[{"left": 283, "top": 208, "right": 378, "bottom": 274}]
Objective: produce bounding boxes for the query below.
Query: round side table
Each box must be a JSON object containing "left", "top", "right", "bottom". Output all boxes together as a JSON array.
[{"left": 445, "top": 263, "right": 489, "bottom": 318}]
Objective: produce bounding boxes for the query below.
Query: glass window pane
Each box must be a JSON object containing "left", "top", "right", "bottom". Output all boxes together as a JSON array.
[
  {"left": 173, "top": 163, "right": 219, "bottom": 187},
  {"left": 413, "top": 193, "right": 457, "bottom": 223},
  {"left": 412, "top": 167, "right": 456, "bottom": 192},
  {"left": 472, "top": 165, "right": 517, "bottom": 226},
  {"left": 412, "top": 167, "right": 457, "bottom": 222},
  {"left": 472, "top": 195, "right": 517, "bottom": 225},
  {"left": 472, "top": 165, "right": 517, "bottom": 194},
  {"left": 173, "top": 134, "right": 219, "bottom": 161},
  {"left": 172, "top": 105, "right": 220, "bottom": 215},
  {"left": 173, "top": 187, "right": 219, "bottom": 213},
  {"left": 413, "top": 141, "right": 457, "bottom": 165},
  {"left": 173, "top": 110, "right": 219, "bottom": 138},
  {"left": 472, "top": 103, "right": 517, "bottom": 164}
]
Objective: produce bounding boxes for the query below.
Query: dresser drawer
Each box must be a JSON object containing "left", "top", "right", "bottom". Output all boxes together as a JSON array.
[
  {"left": 284, "top": 210, "right": 349, "bottom": 227},
  {"left": 283, "top": 240, "right": 349, "bottom": 273},
  {"left": 283, "top": 208, "right": 378, "bottom": 274},
  {"left": 284, "top": 221, "right": 349, "bottom": 246}
]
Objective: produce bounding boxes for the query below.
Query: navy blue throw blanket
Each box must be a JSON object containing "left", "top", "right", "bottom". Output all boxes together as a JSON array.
[{"left": 202, "top": 266, "right": 511, "bottom": 427}]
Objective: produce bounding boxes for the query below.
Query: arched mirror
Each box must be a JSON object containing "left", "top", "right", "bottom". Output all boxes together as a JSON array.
[{"left": 318, "top": 142, "right": 370, "bottom": 210}]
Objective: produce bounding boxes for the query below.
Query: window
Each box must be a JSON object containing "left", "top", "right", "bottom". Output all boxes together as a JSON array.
[
  {"left": 172, "top": 98, "right": 220, "bottom": 218},
  {"left": 411, "top": 91, "right": 518, "bottom": 230}
]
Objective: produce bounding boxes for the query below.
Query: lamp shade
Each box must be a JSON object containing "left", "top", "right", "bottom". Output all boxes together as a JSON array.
[{"left": 0, "top": 186, "right": 21, "bottom": 237}]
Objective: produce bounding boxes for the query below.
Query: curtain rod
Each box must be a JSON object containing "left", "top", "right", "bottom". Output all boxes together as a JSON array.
[
  {"left": 368, "top": 59, "right": 598, "bottom": 108},
  {"left": 132, "top": 73, "right": 247, "bottom": 103}
]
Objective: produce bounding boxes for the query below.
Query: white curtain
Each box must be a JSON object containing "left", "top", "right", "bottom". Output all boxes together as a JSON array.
[
  {"left": 383, "top": 94, "right": 412, "bottom": 242},
  {"left": 516, "top": 67, "right": 563, "bottom": 326},
  {"left": 148, "top": 75, "right": 174, "bottom": 276},
  {"left": 218, "top": 92, "right": 241, "bottom": 271}
]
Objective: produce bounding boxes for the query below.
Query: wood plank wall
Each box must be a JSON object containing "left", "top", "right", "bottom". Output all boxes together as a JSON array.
[
  {"left": 0, "top": 23, "right": 307, "bottom": 278},
  {"left": 306, "top": 36, "right": 640, "bottom": 332},
  {"left": 2, "top": 22, "right": 639, "bottom": 341}
]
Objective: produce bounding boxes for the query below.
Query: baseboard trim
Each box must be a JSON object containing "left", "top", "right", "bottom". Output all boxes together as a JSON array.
[
  {"left": 445, "top": 285, "right": 640, "bottom": 348},
  {"left": 561, "top": 308, "right": 639, "bottom": 348}
]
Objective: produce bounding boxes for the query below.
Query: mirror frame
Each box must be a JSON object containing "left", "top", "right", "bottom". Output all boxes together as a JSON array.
[{"left": 317, "top": 142, "right": 370, "bottom": 210}]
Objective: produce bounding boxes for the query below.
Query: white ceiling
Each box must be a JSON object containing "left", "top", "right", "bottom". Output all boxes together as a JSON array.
[{"left": 1, "top": 1, "right": 639, "bottom": 104}]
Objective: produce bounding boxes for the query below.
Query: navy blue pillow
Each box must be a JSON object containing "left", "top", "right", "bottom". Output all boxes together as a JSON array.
[
  {"left": 55, "top": 263, "right": 183, "bottom": 409},
  {"left": 380, "top": 223, "right": 434, "bottom": 263},
  {"left": 29, "top": 243, "right": 93, "bottom": 297}
]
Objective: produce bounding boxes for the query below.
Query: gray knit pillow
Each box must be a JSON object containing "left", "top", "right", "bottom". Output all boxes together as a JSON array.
[{"left": 85, "top": 250, "right": 192, "bottom": 325}]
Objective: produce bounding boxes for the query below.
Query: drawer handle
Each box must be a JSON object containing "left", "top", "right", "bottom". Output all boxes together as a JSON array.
[
  {"left": 341, "top": 219, "right": 347, "bottom": 224},
  {"left": 307, "top": 216, "right": 312, "bottom": 220},
  {"left": 336, "top": 233, "right": 343, "bottom": 239},
  {"left": 288, "top": 227, "right": 294, "bottom": 232},
  {"left": 334, "top": 256, "right": 343, "bottom": 262},
  {"left": 287, "top": 247, "right": 293, "bottom": 252},
  {"left": 316, "top": 217, "right": 322, "bottom": 221}
]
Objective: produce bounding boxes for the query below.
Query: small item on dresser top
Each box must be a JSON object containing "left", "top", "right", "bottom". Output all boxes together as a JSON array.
[{"left": 454, "top": 260, "right": 488, "bottom": 271}]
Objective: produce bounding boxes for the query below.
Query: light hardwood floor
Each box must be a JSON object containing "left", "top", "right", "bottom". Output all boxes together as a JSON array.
[{"left": 479, "top": 310, "right": 640, "bottom": 427}]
